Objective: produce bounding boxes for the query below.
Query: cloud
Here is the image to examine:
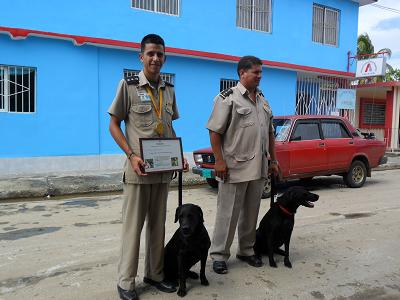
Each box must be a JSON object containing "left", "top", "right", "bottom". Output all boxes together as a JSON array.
[
  {"left": 373, "top": 16, "right": 400, "bottom": 31},
  {"left": 358, "top": 0, "right": 400, "bottom": 68}
]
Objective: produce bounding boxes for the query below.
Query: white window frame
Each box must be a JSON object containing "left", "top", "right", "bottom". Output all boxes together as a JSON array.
[
  {"left": 124, "top": 69, "right": 175, "bottom": 85},
  {"left": 312, "top": 4, "right": 340, "bottom": 46},
  {"left": 0, "top": 65, "right": 36, "bottom": 113},
  {"left": 131, "top": 0, "right": 180, "bottom": 16},
  {"left": 236, "top": 0, "right": 272, "bottom": 33},
  {"left": 220, "top": 78, "right": 238, "bottom": 92}
]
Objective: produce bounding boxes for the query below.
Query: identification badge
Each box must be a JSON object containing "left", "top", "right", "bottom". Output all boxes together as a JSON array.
[
  {"left": 139, "top": 93, "right": 151, "bottom": 102},
  {"left": 155, "top": 122, "right": 164, "bottom": 135},
  {"left": 137, "top": 87, "right": 151, "bottom": 102}
]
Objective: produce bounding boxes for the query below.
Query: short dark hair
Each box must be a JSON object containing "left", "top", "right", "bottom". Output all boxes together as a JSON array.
[
  {"left": 237, "top": 55, "right": 262, "bottom": 77},
  {"left": 140, "top": 34, "right": 165, "bottom": 53}
]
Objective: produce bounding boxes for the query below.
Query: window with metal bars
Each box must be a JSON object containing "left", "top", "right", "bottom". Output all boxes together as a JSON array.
[
  {"left": 131, "top": 0, "right": 179, "bottom": 16},
  {"left": 124, "top": 69, "right": 175, "bottom": 85},
  {"left": 236, "top": 0, "right": 272, "bottom": 32},
  {"left": 363, "top": 103, "right": 386, "bottom": 126},
  {"left": 312, "top": 4, "right": 339, "bottom": 46},
  {"left": 0, "top": 65, "right": 36, "bottom": 113},
  {"left": 220, "top": 79, "right": 238, "bottom": 92}
]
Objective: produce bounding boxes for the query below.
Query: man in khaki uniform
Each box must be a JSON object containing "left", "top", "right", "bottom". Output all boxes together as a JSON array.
[
  {"left": 109, "top": 34, "right": 187, "bottom": 300},
  {"left": 207, "top": 55, "right": 279, "bottom": 274}
]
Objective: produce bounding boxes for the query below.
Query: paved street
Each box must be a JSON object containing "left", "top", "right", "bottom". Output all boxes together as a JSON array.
[{"left": 1, "top": 170, "right": 400, "bottom": 300}]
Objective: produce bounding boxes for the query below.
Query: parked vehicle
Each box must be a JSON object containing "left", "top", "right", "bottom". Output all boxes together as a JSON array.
[{"left": 192, "top": 115, "right": 387, "bottom": 197}]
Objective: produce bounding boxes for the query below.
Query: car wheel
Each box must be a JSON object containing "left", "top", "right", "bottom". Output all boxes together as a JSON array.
[
  {"left": 344, "top": 160, "right": 367, "bottom": 188},
  {"left": 206, "top": 178, "right": 219, "bottom": 188},
  {"left": 261, "top": 176, "right": 271, "bottom": 199}
]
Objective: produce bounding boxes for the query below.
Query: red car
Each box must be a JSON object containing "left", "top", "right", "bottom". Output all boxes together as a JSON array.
[{"left": 192, "top": 115, "right": 387, "bottom": 196}]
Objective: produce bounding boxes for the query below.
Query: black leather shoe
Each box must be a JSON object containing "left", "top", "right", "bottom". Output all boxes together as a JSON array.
[
  {"left": 236, "top": 255, "right": 263, "bottom": 267},
  {"left": 143, "top": 277, "right": 176, "bottom": 293},
  {"left": 212, "top": 260, "right": 228, "bottom": 274},
  {"left": 117, "top": 285, "right": 138, "bottom": 300}
]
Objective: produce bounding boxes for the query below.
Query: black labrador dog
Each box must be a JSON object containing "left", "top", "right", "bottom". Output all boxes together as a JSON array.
[
  {"left": 254, "top": 186, "right": 319, "bottom": 268},
  {"left": 164, "top": 204, "right": 211, "bottom": 297}
]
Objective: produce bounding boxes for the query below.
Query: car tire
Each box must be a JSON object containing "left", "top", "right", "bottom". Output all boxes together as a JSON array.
[
  {"left": 344, "top": 160, "right": 367, "bottom": 188},
  {"left": 206, "top": 178, "right": 219, "bottom": 188},
  {"left": 261, "top": 176, "right": 271, "bottom": 199}
]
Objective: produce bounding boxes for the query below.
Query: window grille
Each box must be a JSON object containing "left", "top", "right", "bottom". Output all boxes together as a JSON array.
[
  {"left": 132, "top": 0, "right": 179, "bottom": 16},
  {"left": 124, "top": 69, "right": 175, "bottom": 85},
  {"left": 0, "top": 65, "right": 36, "bottom": 113},
  {"left": 312, "top": 4, "right": 339, "bottom": 46},
  {"left": 363, "top": 103, "right": 385, "bottom": 125},
  {"left": 220, "top": 79, "right": 238, "bottom": 92},
  {"left": 295, "top": 73, "right": 355, "bottom": 124},
  {"left": 236, "top": 0, "right": 272, "bottom": 32}
]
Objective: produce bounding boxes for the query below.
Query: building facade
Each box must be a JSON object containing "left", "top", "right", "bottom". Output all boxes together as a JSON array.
[
  {"left": 0, "top": 0, "right": 375, "bottom": 175},
  {"left": 355, "top": 82, "right": 400, "bottom": 151}
]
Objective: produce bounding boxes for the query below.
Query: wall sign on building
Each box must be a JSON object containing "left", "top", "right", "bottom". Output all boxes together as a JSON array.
[
  {"left": 356, "top": 57, "right": 386, "bottom": 78},
  {"left": 336, "top": 88, "right": 356, "bottom": 109}
]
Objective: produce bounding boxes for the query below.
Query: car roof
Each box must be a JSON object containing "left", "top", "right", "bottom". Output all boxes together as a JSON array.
[
  {"left": 274, "top": 115, "right": 356, "bottom": 132},
  {"left": 274, "top": 115, "right": 348, "bottom": 121}
]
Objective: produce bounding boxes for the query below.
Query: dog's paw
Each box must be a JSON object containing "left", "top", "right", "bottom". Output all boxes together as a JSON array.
[
  {"left": 284, "top": 258, "right": 292, "bottom": 268},
  {"left": 200, "top": 277, "right": 209, "bottom": 286},
  {"left": 177, "top": 288, "right": 187, "bottom": 297},
  {"left": 269, "top": 261, "right": 278, "bottom": 268}
]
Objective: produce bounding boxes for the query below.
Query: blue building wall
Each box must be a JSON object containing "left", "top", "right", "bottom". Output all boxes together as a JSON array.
[
  {"left": 1, "top": 0, "right": 359, "bottom": 72},
  {"left": 0, "top": 0, "right": 361, "bottom": 171},
  {"left": 0, "top": 35, "right": 297, "bottom": 158},
  {"left": 0, "top": 35, "right": 99, "bottom": 157}
]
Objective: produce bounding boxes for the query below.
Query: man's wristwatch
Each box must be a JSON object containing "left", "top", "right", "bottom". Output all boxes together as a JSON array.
[{"left": 127, "top": 152, "right": 134, "bottom": 160}]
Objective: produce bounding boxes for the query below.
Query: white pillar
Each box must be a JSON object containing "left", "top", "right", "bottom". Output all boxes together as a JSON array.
[{"left": 390, "top": 87, "right": 400, "bottom": 150}]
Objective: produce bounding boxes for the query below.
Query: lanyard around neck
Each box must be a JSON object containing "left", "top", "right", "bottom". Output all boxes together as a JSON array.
[{"left": 145, "top": 85, "right": 163, "bottom": 119}]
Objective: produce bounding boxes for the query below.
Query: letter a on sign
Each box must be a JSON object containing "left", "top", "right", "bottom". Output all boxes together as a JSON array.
[{"left": 364, "top": 63, "right": 372, "bottom": 73}]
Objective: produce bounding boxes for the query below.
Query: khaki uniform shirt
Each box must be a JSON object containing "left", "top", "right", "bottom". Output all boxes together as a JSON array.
[
  {"left": 206, "top": 82, "right": 273, "bottom": 183},
  {"left": 108, "top": 71, "right": 179, "bottom": 184}
]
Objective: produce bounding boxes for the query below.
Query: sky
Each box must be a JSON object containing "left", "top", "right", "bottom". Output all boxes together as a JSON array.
[{"left": 358, "top": 0, "right": 400, "bottom": 70}]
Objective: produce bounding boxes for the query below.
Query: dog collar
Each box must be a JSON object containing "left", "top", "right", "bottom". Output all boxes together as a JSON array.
[{"left": 279, "top": 204, "right": 294, "bottom": 216}]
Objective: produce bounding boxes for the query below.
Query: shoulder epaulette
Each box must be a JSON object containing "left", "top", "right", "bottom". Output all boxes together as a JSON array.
[
  {"left": 164, "top": 81, "right": 174, "bottom": 87},
  {"left": 258, "top": 91, "right": 264, "bottom": 97},
  {"left": 125, "top": 75, "right": 139, "bottom": 85},
  {"left": 219, "top": 88, "right": 233, "bottom": 99}
]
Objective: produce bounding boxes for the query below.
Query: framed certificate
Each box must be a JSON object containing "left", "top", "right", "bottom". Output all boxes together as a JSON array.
[{"left": 139, "top": 138, "right": 184, "bottom": 173}]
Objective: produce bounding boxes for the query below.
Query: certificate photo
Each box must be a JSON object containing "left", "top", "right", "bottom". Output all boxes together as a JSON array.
[{"left": 139, "top": 138, "right": 184, "bottom": 173}]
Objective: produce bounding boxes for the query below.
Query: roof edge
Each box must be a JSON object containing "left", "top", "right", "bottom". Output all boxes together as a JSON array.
[
  {"left": 0, "top": 26, "right": 355, "bottom": 78},
  {"left": 354, "top": 0, "right": 378, "bottom": 7}
]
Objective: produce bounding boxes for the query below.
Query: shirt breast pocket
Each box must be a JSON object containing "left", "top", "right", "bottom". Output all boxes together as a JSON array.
[
  {"left": 130, "top": 104, "right": 154, "bottom": 127},
  {"left": 236, "top": 106, "right": 254, "bottom": 128},
  {"left": 165, "top": 104, "right": 174, "bottom": 123}
]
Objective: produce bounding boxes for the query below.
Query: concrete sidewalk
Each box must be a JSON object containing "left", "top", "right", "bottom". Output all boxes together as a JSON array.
[
  {"left": 1, "top": 153, "right": 400, "bottom": 200},
  {"left": 0, "top": 169, "right": 207, "bottom": 200}
]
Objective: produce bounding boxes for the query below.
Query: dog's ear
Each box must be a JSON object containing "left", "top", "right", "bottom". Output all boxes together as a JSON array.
[
  {"left": 195, "top": 205, "right": 204, "bottom": 223},
  {"left": 174, "top": 206, "right": 181, "bottom": 223}
]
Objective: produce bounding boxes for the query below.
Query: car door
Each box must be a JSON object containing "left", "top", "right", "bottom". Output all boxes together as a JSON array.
[
  {"left": 288, "top": 119, "right": 328, "bottom": 175},
  {"left": 321, "top": 119, "right": 355, "bottom": 171}
]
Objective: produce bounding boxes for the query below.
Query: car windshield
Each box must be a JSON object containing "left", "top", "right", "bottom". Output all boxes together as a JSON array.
[{"left": 273, "top": 118, "right": 292, "bottom": 141}]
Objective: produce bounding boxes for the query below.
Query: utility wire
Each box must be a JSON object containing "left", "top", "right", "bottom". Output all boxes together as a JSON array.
[{"left": 370, "top": 4, "right": 400, "bottom": 14}]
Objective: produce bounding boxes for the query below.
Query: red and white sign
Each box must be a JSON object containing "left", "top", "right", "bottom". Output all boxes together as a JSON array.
[{"left": 356, "top": 57, "right": 386, "bottom": 78}]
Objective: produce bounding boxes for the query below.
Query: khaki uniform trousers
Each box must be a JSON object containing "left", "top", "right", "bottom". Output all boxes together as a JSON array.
[
  {"left": 210, "top": 179, "right": 264, "bottom": 262},
  {"left": 118, "top": 183, "right": 169, "bottom": 291}
]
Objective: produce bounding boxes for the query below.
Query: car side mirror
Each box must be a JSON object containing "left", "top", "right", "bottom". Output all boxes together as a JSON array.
[{"left": 290, "top": 135, "right": 301, "bottom": 141}]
